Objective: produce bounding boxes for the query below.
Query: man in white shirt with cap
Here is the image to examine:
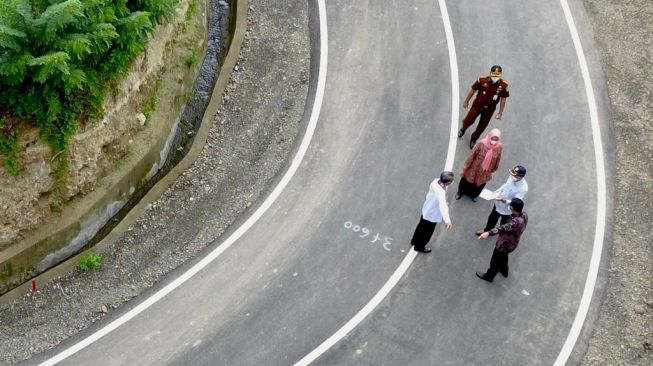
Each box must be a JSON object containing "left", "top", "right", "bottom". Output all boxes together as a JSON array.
[
  {"left": 411, "top": 171, "right": 454, "bottom": 253},
  {"left": 476, "top": 165, "right": 528, "bottom": 235}
]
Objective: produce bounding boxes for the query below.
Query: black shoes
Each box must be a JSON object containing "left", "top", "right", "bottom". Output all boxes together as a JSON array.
[
  {"left": 471, "top": 197, "right": 478, "bottom": 202},
  {"left": 475, "top": 270, "right": 507, "bottom": 280},
  {"left": 476, "top": 272, "right": 492, "bottom": 282},
  {"left": 415, "top": 246, "right": 432, "bottom": 253},
  {"left": 458, "top": 129, "right": 464, "bottom": 138},
  {"left": 469, "top": 139, "right": 477, "bottom": 149}
]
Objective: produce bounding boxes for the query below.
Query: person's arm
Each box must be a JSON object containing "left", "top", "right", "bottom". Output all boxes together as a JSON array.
[
  {"left": 438, "top": 188, "right": 452, "bottom": 229},
  {"left": 479, "top": 215, "right": 517, "bottom": 239},
  {"left": 488, "top": 217, "right": 519, "bottom": 236},
  {"left": 463, "top": 88, "right": 476, "bottom": 109},
  {"left": 479, "top": 219, "right": 516, "bottom": 242},
  {"left": 494, "top": 182, "right": 506, "bottom": 201},
  {"left": 495, "top": 97, "right": 507, "bottom": 119}
]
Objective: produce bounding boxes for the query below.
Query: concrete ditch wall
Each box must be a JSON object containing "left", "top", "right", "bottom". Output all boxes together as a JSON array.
[{"left": 0, "top": 0, "right": 210, "bottom": 294}]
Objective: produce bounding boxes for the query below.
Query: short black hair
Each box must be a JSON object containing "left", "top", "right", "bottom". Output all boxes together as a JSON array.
[
  {"left": 510, "top": 197, "right": 524, "bottom": 212},
  {"left": 440, "top": 171, "right": 454, "bottom": 184},
  {"left": 491, "top": 65, "right": 502, "bottom": 73}
]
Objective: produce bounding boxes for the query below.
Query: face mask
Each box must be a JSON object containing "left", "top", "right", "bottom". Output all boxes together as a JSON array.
[
  {"left": 491, "top": 77, "right": 500, "bottom": 83},
  {"left": 490, "top": 140, "right": 498, "bottom": 145}
]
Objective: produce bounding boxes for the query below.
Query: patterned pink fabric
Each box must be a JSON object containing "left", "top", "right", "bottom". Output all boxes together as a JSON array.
[
  {"left": 462, "top": 129, "right": 503, "bottom": 185},
  {"left": 478, "top": 129, "right": 503, "bottom": 171}
]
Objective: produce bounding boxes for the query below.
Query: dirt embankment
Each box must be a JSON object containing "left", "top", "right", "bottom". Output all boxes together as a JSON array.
[
  {"left": 581, "top": 0, "right": 653, "bottom": 365},
  {"left": 0, "top": 0, "right": 202, "bottom": 247}
]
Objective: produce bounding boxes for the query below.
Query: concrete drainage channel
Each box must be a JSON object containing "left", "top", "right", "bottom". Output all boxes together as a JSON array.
[
  {"left": 76, "top": 0, "right": 232, "bottom": 265},
  {"left": 0, "top": 0, "right": 244, "bottom": 301}
]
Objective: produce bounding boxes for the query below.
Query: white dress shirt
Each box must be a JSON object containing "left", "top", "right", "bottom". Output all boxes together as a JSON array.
[
  {"left": 494, "top": 177, "right": 528, "bottom": 215},
  {"left": 421, "top": 179, "right": 451, "bottom": 224}
]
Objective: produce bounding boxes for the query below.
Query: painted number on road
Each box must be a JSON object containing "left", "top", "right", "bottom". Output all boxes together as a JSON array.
[{"left": 343, "top": 221, "right": 393, "bottom": 251}]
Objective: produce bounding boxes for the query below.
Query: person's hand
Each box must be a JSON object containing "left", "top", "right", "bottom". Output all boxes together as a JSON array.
[
  {"left": 495, "top": 113, "right": 503, "bottom": 120},
  {"left": 463, "top": 101, "right": 469, "bottom": 109},
  {"left": 478, "top": 232, "right": 489, "bottom": 240},
  {"left": 445, "top": 222, "right": 453, "bottom": 230},
  {"left": 495, "top": 195, "right": 504, "bottom": 202}
]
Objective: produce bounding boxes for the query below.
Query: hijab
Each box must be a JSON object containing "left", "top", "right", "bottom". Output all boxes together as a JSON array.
[{"left": 479, "top": 128, "right": 502, "bottom": 171}]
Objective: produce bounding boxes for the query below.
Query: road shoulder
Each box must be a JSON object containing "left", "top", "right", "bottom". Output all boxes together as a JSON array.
[{"left": 581, "top": 1, "right": 653, "bottom": 365}]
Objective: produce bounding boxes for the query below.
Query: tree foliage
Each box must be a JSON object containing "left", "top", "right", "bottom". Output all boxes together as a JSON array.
[{"left": 0, "top": 0, "right": 180, "bottom": 166}]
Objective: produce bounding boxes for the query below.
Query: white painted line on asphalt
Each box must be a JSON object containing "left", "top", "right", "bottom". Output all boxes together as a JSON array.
[
  {"left": 295, "top": 250, "right": 419, "bottom": 366},
  {"left": 441, "top": 0, "right": 459, "bottom": 172},
  {"left": 554, "top": 1, "right": 606, "bottom": 365},
  {"left": 294, "top": 0, "right": 459, "bottom": 364},
  {"left": 38, "top": 0, "right": 329, "bottom": 365}
]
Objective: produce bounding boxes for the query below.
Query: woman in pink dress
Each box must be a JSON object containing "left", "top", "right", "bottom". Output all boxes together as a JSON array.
[{"left": 456, "top": 128, "right": 503, "bottom": 202}]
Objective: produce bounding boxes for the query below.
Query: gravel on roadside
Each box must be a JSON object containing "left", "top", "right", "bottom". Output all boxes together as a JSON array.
[
  {"left": 0, "top": 0, "right": 310, "bottom": 364},
  {"left": 580, "top": 1, "right": 653, "bottom": 365}
]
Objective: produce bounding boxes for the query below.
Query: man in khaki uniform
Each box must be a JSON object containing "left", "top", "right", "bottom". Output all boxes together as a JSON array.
[{"left": 458, "top": 65, "right": 509, "bottom": 149}]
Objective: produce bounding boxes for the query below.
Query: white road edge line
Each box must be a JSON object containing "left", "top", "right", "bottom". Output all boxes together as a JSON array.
[
  {"left": 38, "top": 1, "right": 329, "bottom": 365},
  {"left": 294, "top": 0, "right": 459, "bottom": 364},
  {"left": 554, "top": 1, "right": 606, "bottom": 365},
  {"left": 441, "top": 0, "right": 459, "bottom": 172}
]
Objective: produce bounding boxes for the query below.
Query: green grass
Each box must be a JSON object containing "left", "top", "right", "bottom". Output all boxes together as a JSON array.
[
  {"left": 79, "top": 252, "right": 102, "bottom": 271},
  {"left": 183, "top": 0, "right": 201, "bottom": 33},
  {"left": 186, "top": 49, "right": 198, "bottom": 67},
  {"left": 142, "top": 71, "right": 164, "bottom": 125},
  {"left": 0, "top": 0, "right": 181, "bottom": 175}
]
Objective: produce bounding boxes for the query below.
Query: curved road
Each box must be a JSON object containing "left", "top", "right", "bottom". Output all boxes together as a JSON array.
[{"left": 31, "top": 0, "right": 611, "bottom": 365}]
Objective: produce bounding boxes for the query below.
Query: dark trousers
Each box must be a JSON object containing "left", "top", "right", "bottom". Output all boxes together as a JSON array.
[
  {"left": 484, "top": 204, "right": 510, "bottom": 231},
  {"left": 484, "top": 247, "right": 509, "bottom": 281},
  {"left": 411, "top": 216, "right": 437, "bottom": 250},
  {"left": 461, "top": 100, "right": 496, "bottom": 141},
  {"left": 458, "top": 177, "right": 485, "bottom": 199}
]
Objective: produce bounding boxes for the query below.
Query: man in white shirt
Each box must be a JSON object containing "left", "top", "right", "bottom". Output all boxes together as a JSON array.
[
  {"left": 476, "top": 165, "right": 528, "bottom": 235},
  {"left": 411, "top": 171, "right": 454, "bottom": 253}
]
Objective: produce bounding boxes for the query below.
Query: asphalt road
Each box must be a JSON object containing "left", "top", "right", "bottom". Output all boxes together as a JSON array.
[{"left": 29, "top": 0, "right": 612, "bottom": 365}]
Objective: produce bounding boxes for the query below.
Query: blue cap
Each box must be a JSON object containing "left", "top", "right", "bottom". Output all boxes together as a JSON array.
[{"left": 509, "top": 165, "right": 527, "bottom": 177}]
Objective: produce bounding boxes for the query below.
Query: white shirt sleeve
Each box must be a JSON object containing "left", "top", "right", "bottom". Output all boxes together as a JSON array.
[
  {"left": 422, "top": 180, "right": 453, "bottom": 223},
  {"left": 494, "top": 182, "right": 506, "bottom": 195},
  {"left": 437, "top": 186, "right": 451, "bottom": 224}
]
